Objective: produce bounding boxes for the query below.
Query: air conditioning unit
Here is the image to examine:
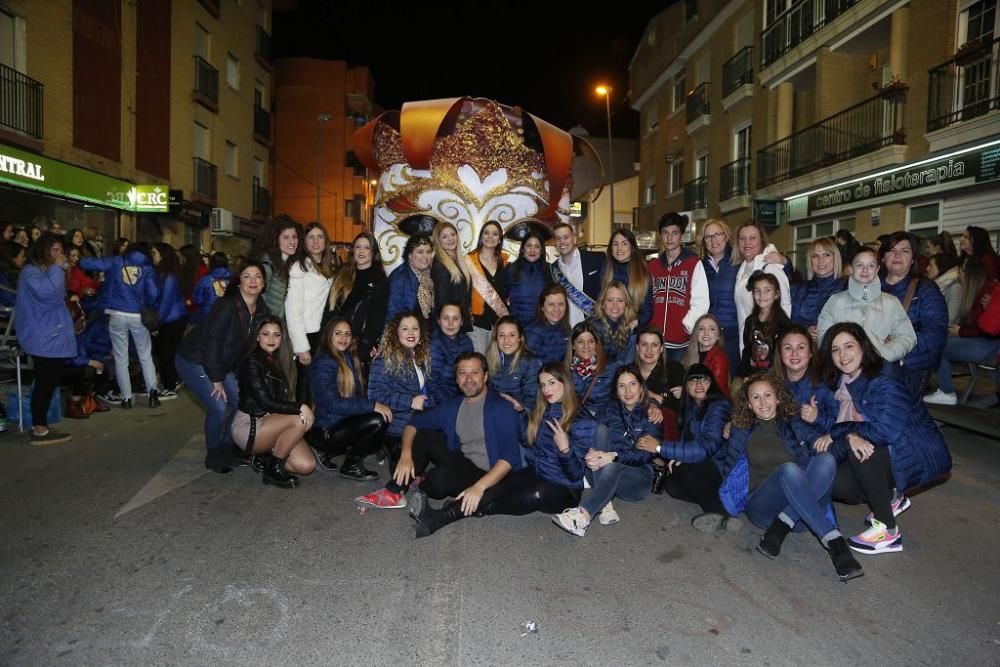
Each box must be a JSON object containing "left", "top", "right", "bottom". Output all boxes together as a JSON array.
[{"left": 210, "top": 208, "right": 234, "bottom": 235}]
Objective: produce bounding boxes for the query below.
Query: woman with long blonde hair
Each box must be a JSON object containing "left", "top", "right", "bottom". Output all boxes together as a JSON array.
[
  {"left": 430, "top": 221, "right": 472, "bottom": 331},
  {"left": 602, "top": 227, "right": 652, "bottom": 325},
  {"left": 586, "top": 280, "right": 638, "bottom": 364}
]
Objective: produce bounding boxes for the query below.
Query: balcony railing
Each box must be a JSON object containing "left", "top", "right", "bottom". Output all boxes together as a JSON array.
[
  {"left": 253, "top": 105, "right": 271, "bottom": 142},
  {"left": 193, "top": 56, "right": 219, "bottom": 106},
  {"left": 928, "top": 37, "right": 1000, "bottom": 132},
  {"left": 686, "top": 82, "right": 710, "bottom": 124},
  {"left": 255, "top": 26, "right": 272, "bottom": 63},
  {"left": 252, "top": 178, "right": 270, "bottom": 216},
  {"left": 720, "top": 158, "right": 751, "bottom": 200},
  {"left": 0, "top": 63, "right": 43, "bottom": 139},
  {"left": 762, "top": 0, "right": 859, "bottom": 69},
  {"left": 723, "top": 46, "right": 754, "bottom": 97},
  {"left": 756, "top": 88, "right": 905, "bottom": 188},
  {"left": 193, "top": 157, "right": 217, "bottom": 201},
  {"left": 684, "top": 176, "right": 708, "bottom": 210}
]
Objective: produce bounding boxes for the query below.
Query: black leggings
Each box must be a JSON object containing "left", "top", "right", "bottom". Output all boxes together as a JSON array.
[
  {"left": 313, "top": 412, "right": 387, "bottom": 459},
  {"left": 295, "top": 331, "right": 321, "bottom": 404},
  {"left": 476, "top": 468, "right": 580, "bottom": 516},
  {"left": 386, "top": 430, "right": 486, "bottom": 497},
  {"left": 153, "top": 317, "right": 187, "bottom": 391},
  {"left": 831, "top": 445, "right": 897, "bottom": 528},
  {"left": 60, "top": 364, "right": 97, "bottom": 398},
  {"left": 665, "top": 458, "right": 728, "bottom": 516},
  {"left": 31, "top": 356, "right": 66, "bottom": 429}
]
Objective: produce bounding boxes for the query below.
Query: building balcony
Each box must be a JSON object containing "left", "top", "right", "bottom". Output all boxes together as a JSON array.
[
  {"left": 720, "top": 158, "right": 751, "bottom": 212},
  {"left": 926, "top": 37, "right": 1000, "bottom": 152},
  {"left": 197, "top": 0, "right": 220, "bottom": 18},
  {"left": 683, "top": 176, "right": 708, "bottom": 212},
  {"left": 192, "top": 157, "right": 217, "bottom": 204},
  {"left": 756, "top": 88, "right": 905, "bottom": 189},
  {"left": 255, "top": 26, "right": 272, "bottom": 68},
  {"left": 253, "top": 105, "right": 271, "bottom": 146},
  {"left": 192, "top": 56, "right": 219, "bottom": 112},
  {"left": 762, "top": 0, "right": 859, "bottom": 69},
  {"left": 0, "top": 63, "right": 43, "bottom": 144},
  {"left": 252, "top": 178, "right": 270, "bottom": 218},
  {"left": 685, "top": 82, "right": 711, "bottom": 134},
  {"left": 722, "top": 46, "right": 754, "bottom": 110}
]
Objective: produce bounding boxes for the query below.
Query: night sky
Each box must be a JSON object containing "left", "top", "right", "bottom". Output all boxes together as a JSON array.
[{"left": 272, "top": 1, "right": 674, "bottom": 140}]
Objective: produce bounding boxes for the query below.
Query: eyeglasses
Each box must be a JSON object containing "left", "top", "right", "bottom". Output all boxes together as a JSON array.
[
  {"left": 704, "top": 232, "right": 726, "bottom": 242},
  {"left": 687, "top": 377, "right": 712, "bottom": 385}
]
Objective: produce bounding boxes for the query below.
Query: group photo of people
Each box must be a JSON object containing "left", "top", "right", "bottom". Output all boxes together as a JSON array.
[{"left": 11, "top": 211, "right": 994, "bottom": 583}]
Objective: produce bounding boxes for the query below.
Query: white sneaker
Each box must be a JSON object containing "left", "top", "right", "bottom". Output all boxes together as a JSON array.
[
  {"left": 923, "top": 389, "right": 957, "bottom": 406},
  {"left": 598, "top": 502, "right": 620, "bottom": 525},
  {"left": 552, "top": 507, "right": 590, "bottom": 537}
]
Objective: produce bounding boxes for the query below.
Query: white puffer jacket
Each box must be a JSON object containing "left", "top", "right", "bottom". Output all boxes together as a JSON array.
[{"left": 285, "top": 258, "right": 333, "bottom": 354}]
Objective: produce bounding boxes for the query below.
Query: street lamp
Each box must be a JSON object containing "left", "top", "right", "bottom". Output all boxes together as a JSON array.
[
  {"left": 595, "top": 85, "right": 615, "bottom": 230},
  {"left": 316, "top": 112, "right": 332, "bottom": 224}
]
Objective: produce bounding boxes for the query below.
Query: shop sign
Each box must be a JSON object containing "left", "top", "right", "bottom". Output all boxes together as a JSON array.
[
  {"left": 805, "top": 142, "right": 1000, "bottom": 215},
  {"left": 0, "top": 142, "right": 168, "bottom": 213},
  {"left": 753, "top": 199, "right": 780, "bottom": 226},
  {"left": 128, "top": 185, "right": 169, "bottom": 212}
]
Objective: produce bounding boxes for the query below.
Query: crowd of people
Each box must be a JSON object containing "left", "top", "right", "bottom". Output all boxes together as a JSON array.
[{"left": 9, "top": 211, "right": 995, "bottom": 582}]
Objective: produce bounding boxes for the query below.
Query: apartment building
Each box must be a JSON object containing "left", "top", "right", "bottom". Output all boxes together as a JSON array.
[
  {"left": 270, "top": 58, "right": 374, "bottom": 245},
  {"left": 0, "top": 0, "right": 272, "bottom": 255},
  {"left": 630, "top": 0, "right": 1000, "bottom": 270}
]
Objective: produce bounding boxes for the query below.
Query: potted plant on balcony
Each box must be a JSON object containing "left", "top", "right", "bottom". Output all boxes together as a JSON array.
[
  {"left": 873, "top": 75, "right": 908, "bottom": 97},
  {"left": 954, "top": 38, "right": 988, "bottom": 66}
]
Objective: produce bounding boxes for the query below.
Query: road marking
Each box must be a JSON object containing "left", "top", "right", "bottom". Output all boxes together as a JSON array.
[{"left": 115, "top": 435, "right": 208, "bottom": 518}]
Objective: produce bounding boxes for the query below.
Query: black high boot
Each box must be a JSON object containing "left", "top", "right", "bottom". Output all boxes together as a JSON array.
[
  {"left": 262, "top": 455, "right": 299, "bottom": 489},
  {"left": 413, "top": 500, "right": 466, "bottom": 538},
  {"left": 339, "top": 455, "right": 378, "bottom": 481},
  {"left": 756, "top": 518, "right": 793, "bottom": 559},
  {"left": 148, "top": 389, "right": 161, "bottom": 408},
  {"left": 827, "top": 537, "right": 864, "bottom": 582}
]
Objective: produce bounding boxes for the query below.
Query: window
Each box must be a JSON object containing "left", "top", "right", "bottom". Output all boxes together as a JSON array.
[
  {"left": 226, "top": 53, "right": 239, "bottom": 90},
  {"left": 959, "top": 0, "right": 998, "bottom": 44},
  {"left": 254, "top": 79, "right": 267, "bottom": 110},
  {"left": 253, "top": 156, "right": 265, "bottom": 186},
  {"left": 345, "top": 198, "right": 360, "bottom": 220},
  {"left": 0, "top": 8, "right": 26, "bottom": 71},
  {"left": 192, "top": 122, "right": 210, "bottom": 160},
  {"left": 695, "top": 152, "right": 708, "bottom": 179},
  {"left": 765, "top": 0, "right": 792, "bottom": 28},
  {"left": 685, "top": 0, "right": 698, "bottom": 22},
  {"left": 194, "top": 23, "right": 210, "bottom": 60},
  {"left": 906, "top": 202, "right": 942, "bottom": 239},
  {"left": 644, "top": 102, "right": 658, "bottom": 134},
  {"left": 225, "top": 141, "right": 238, "bottom": 177},
  {"left": 669, "top": 158, "right": 684, "bottom": 193},
  {"left": 672, "top": 74, "right": 686, "bottom": 112},
  {"left": 792, "top": 218, "right": 852, "bottom": 273},
  {"left": 644, "top": 182, "right": 656, "bottom": 205}
]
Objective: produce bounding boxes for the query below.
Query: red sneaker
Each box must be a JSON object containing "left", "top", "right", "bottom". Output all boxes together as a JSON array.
[{"left": 353, "top": 488, "right": 406, "bottom": 509}]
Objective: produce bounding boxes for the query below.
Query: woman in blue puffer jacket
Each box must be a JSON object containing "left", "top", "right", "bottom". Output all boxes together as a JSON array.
[
  {"left": 386, "top": 234, "right": 436, "bottom": 324},
  {"left": 552, "top": 364, "right": 659, "bottom": 537},
  {"left": 524, "top": 284, "right": 571, "bottom": 364},
  {"left": 191, "top": 252, "right": 231, "bottom": 325},
  {"left": 816, "top": 322, "right": 951, "bottom": 557},
  {"left": 309, "top": 316, "right": 392, "bottom": 481},
  {"left": 601, "top": 228, "right": 652, "bottom": 326},
  {"left": 879, "top": 231, "right": 948, "bottom": 398},
  {"left": 791, "top": 237, "right": 846, "bottom": 332},
  {"left": 151, "top": 244, "right": 187, "bottom": 396},
  {"left": 486, "top": 316, "right": 541, "bottom": 415},
  {"left": 505, "top": 230, "right": 552, "bottom": 325},
  {"left": 80, "top": 244, "right": 161, "bottom": 409},
  {"left": 567, "top": 321, "right": 622, "bottom": 418},
  {"left": 700, "top": 220, "right": 742, "bottom": 374}
]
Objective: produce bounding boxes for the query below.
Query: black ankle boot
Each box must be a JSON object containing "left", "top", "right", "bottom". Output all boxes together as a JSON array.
[
  {"left": 204, "top": 449, "right": 233, "bottom": 474},
  {"left": 756, "top": 518, "right": 792, "bottom": 559},
  {"left": 262, "top": 456, "right": 298, "bottom": 488},
  {"left": 249, "top": 453, "right": 271, "bottom": 474},
  {"left": 414, "top": 500, "right": 466, "bottom": 538},
  {"left": 828, "top": 537, "right": 864, "bottom": 582},
  {"left": 148, "top": 389, "right": 160, "bottom": 408},
  {"left": 121, "top": 398, "right": 133, "bottom": 409},
  {"left": 339, "top": 456, "right": 378, "bottom": 481}
]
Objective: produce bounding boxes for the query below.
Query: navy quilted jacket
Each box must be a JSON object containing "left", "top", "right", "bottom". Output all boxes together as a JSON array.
[
  {"left": 611, "top": 260, "right": 653, "bottom": 326},
  {"left": 597, "top": 401, "right": 659, "bottom": 466},
  {"left": 881, "top": 275, "right": 948, "bottom": 372},
  {"left": 524, "top": 318, "right": 570, "bottom": 364},
  {"left": 657, "top": 399, "right": 731, "bottom": 465},
  {"left": 829, "top": 369, "right": 951, "bottom": 491},
  {"left": 505, "top": 259, "right": 551, "bottom": 325},
  {"left": 702, "top": 246, "right": 740, "bottom": 329},
  {"left": 428, "top": 329, "right": 474, "bottom": 405},
  {"left": 385, "top": 263, "right": 420, "bottom": 323},
  {"left": 490, "top": 352, "right": 541, "bottom": 412},
  {"left": 527, "top": 403, "right": 597, "bottom": 489},
  {"left": 309, "top": 351, "right": 375, "bottom": 428},
  {"left": 155, "top": 273, "right": 188, "bottom": 325},
  {"left": 784, "top": 375, "right": 845, "bottom": 461},
  {"left": 571, "top": 360, "right": 622, "bottom": 418},
  {"left": 367, "top": 356, "right": 433, "bottom": 437},
  {"left": 791, "top": 275, "right": 846, "bottom": 328},
  {"left": 586, "top": 315, "right": 637, "bottom": 364}
]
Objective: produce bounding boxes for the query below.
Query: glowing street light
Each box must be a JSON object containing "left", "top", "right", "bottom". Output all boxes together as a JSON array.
[{"left": 595, "top": 85, "right": 615, "bottom": 228}]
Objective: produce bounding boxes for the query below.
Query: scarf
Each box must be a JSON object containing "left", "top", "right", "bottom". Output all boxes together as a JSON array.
[
  {"left": 834, "top": 374, "right": 864, "bottom": 423},
  {"left": 415, "top": 267, "right": 434, "bottom": 319},
  {"left": 573, "top": 355, "right": 598, "bottom": 380}
]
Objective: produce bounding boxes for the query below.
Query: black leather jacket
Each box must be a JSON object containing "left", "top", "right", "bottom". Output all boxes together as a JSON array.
[
  {"left": 236, "top": 347, "right": 299, "bottom": 418},
  {"left": 178, "top": 291, "right": 271, "bottom": 382}
]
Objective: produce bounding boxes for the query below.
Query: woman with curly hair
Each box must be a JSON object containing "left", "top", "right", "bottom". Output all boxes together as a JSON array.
[
  {"left": 721, "top": 371, "right": 863, "bottom": 581},
  {"left": 586, "top": 281, "right": 638, "bottom": 364},
  {"left": 386, "top": 234, "right": 436, "bottom": 323},
  {"left": 250, "top": 216, "right": 300, "bottom": 318},
  {"left": 601, "top": 227, "right": 652, "bottom": 327}
]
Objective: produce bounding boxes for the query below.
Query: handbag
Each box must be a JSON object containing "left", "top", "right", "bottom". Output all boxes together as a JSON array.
[{"left": 124, "top": 263, "right": 160, "bottom": 332}]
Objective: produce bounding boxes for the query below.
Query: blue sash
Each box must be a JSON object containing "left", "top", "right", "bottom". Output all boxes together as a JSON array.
[{"left": 551, "top": 261, "right": 595, "bottom": 317}]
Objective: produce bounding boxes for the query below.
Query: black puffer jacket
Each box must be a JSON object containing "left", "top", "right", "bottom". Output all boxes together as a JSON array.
[
  {"left": 177, "top": 291, "right": 271, "bottom": 382},
  {"left": 236, "top": 347, "right": 300, "bottom": 418}
]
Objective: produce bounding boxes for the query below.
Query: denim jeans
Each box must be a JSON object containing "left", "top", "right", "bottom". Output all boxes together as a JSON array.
[
  {"left": 582, "top": 462, "right": 654, "bottom": 516},
  {"left": 936, "top": 336, "right": 1000, "bottom": 394},
  {"left": 175, "top": 353, "right": 239, "bottom": 451},
  {"left": 744, "top": 453, "right": 837, "bottom": 540},
  {"left": 108, "top": 312, "right": 158, "bottom": 400}
]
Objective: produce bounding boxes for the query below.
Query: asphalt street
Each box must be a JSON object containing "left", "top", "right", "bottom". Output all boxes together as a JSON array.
[{"left": 1, "top": 394, "right": 998, "bottom": 666}]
